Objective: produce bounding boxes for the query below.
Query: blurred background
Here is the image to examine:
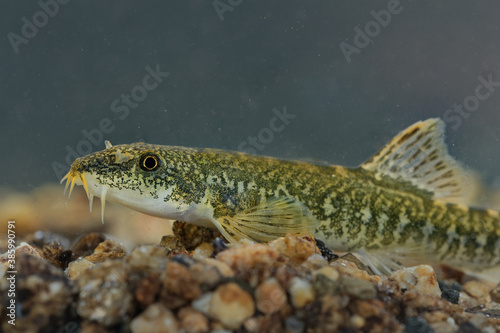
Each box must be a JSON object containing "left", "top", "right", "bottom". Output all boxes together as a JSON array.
[{"left": 2, "top": 1, "right": 500, "bottom": 246}]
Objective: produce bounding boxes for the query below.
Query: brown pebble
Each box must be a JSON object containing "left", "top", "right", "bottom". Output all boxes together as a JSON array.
[
  {"left": 269, "top": 234, "right": 321, "bottom": 264},
  {"left": 159, "top": 235, "right": 188, "bottom": 256},
  {"left": 0, "top": 254, "right": 75, "bottom": 333},
  {"left": 130, "top": 303, "right": 179, "bottom": 333},
  {"left": 43, "top": 241, "right": 73, "bottom": 269},
  {"left": 172, "top": 220, "right": 221, "bottom": 250},
  {"left": 135, "top": 272, "right": 162, "bottom": 308},
  {"left": 161, "top": 261, "right": 201, "bottom": 309},
  {"left": 490, "top": 282, "right": 500, "bottom": 303},
  {"left": 463, "top": 280, "right": 494, "bottom": 303},
  {"left": 178, "top": 306, "right": 210, "bottom": 333},
  {"left": 255, "top": 278, "right": 287, "bottom": 314},
  {"left": 209, "top": 282, "right": 255, "bottom": 330},
  {"left": 93, "top": 239, "right": 126, "bottom": 254},
  {"left": 71, "top": 232, "right": 107, "bottom": 258},
  {"left": 217, "top": 244, "right": 278, "bottom": 286}
]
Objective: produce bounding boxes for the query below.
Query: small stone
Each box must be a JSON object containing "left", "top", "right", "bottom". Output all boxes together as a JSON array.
[
  {"left": 255, "top": 278, "right": 287, "bottom": 314},
  {"left": 439, "top": 280, "right": 461, "bottom": 304},
  {"left": 192, "top": 292, "right": 213, "bottom": 316},
  {"left": 66, "top": 257, "right": 94, "bottom": 280},
  {"left": 190, "top": 259, "right": 233, "bottom": 291},
  {"left": 490, "top": 282, "right": 500, "bottom": 303},
  {"left": 341, "top": 275, "right": 376, "bottom": 300},
  {"left": 130, "top": 303, "right": 179, "bottom": 333},
  {"left": 126, "top": 245, "right": 169, "bottom": 274},
  {"left": 93, "top": 239, "right": 127, "bottom": 254},
  {"left": 135, "top": 272, "right": 162, "bottom": 308},
  {"left": 312, "top": 266, "right": 341, "bottom": 295},
  {"left": 463, "top": 280, "right": 493, "bottom": 303},
  {"left": 391, "top": 265, "right": 440, "bottom": 296},
  {"left": 269, "top": 234, "right": 320, "bottom": 263},
  {"left": 43, "top": 241, "right": 72, "bottom": 269},
  {"left": 331, "top": 259, "right": 381, "bottom": 284},
  {"left": 314, "top": 238, "right": 339, "bottom": 261},
  {"left": 159, "top": 235, "right": 188, "bottom": 255},
  {"left": 161, "top": 261, "right": 201, "bottom": 308},
  {"left": 0, "top": 254, "right": 75, "bottom": 333},
  {"left": 76, "top": 260, "right": 133, "bottom": 326},
  {"left": 288, "top": 277, "right": 315, "bottom": 309},
  {"left": 71, "top": 232, "right": 107, "bottom": 258},
  {"left": 178, "top": 306, "right": 210, "bottom": 333},
  {"left": 404, "top": 316, "right": 434, "bottom": 333},
  {"left": 192, "top": 242, "right": 214, "bottom": 261},
  {"left": 172, "top": 220, "right": 221, "bottom": 250},
  {"left": 285, "top": 316, "right": 305, "bottom": 333},
  {"left": 80, "top": 321, "right": 108, "bottom": 333},
  {"left": 209, "top": 282, "right": 255, "bottom": 330},
  {"left": 217, "top": 243, "right": 278, "bottom": 286}
]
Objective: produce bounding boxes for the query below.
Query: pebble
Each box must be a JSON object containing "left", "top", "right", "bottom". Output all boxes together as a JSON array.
[
  {"left": 342, "top": 275, "right": 377, "bottom": 300},
  {"left": 178, "top": 306, "right": 210, "bottom": 333},
  {"left": 255, "top": 277, "right": 287, "bottom": 314},
  {"left": 209, "top": 282, "right": 255, "bottom": 330},
  {"left": 130, "top": 303, "right": 179, "bottom": 333},
  {"left": 391, "top": 265, "right": 440, "bottom": 296},
  {"left": 331, "top": 258, "right": 381, "bottom": 284},
  {"left": 192, "top": 242, "right": 214, "bottom": 260},
  {"left": 463, "top": 280, "right": 494, "bottom": 303},
  {"left": 217, "top": 243, "right": 278, "bottom": 285},
  {"left": 490, "top": 282, "right": 500, "bottom": 303},
  {"left": 161, "top": 261, "right": 201, "bottom": 309},
  {"left": 66, "top": 257, "right": 94, "bottom": 280},
  {"left": 0, "top": 254, "right": 75, "bottom": 332},
  {"left": 269, "top": 234, "right": 321, "bottom": 263},
  {"left": 71, "top": 232, "right": 107, "bottom": 258},
  {"left": 288, "top": 277, "right": 315, "bottom": 309},
  {"left": 76, "top": 260, "right": 133, "bottom": 326}
]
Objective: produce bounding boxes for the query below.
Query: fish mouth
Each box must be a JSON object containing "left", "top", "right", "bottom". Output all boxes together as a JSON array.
[
  {"left": 61, "top": 168, "right": 109, "bottom": 224},
  {"left": 61, "top": 169, "right": 90, "bottom": 200}
]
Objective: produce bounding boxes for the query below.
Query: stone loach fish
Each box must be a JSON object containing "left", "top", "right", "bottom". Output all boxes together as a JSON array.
[{"left": 61, "top": 119, "right": 500, "bottom": 279}]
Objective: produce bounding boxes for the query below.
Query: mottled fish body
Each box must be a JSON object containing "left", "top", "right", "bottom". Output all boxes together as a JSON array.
[{"left": 62, "top": 119, "right": 500, "bottom": 273}]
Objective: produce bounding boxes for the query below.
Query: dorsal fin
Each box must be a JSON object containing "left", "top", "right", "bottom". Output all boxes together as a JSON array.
[{"left": 361, "top": 118, "right": 469, "bottom": 204}]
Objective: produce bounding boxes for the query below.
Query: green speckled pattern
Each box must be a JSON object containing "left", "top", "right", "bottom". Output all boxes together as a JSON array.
[{"left": 69, "top": 143, "right": 500, "bottom": 268}]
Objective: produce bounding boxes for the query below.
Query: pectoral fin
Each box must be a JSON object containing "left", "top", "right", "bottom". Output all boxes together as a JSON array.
[{"left": 211, "top": 196, "right": 320, "bottom": 243}]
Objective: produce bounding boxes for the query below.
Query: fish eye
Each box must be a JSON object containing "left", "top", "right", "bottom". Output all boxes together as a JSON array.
[{"left": 139, "top": 153, "right": 161, "bottom": 171}]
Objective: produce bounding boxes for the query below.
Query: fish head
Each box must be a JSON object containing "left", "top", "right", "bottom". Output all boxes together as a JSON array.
[{"left": 61, "top": 143, "right": 209, "bottom": 222}]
